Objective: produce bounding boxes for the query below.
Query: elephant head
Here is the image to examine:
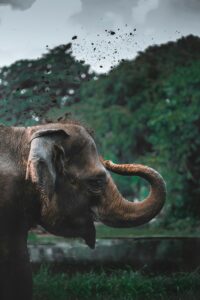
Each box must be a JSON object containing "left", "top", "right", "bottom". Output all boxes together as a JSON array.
[{"left": 26, "top": 122, "right": 166, "bottom": 248}]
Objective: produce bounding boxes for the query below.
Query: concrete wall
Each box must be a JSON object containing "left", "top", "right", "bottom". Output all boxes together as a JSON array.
[{"left": 28, "top": 237, "right": 200, "bottom": 273}]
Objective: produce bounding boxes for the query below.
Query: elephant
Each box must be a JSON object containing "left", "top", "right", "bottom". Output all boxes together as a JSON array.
[{"left": 0, "top": 121, "right": 166, "bottom": 300}]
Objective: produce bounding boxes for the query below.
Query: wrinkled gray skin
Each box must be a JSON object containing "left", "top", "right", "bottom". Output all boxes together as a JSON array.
[{"left": 0, "top": 122, "right": 166, "bottom": 300}]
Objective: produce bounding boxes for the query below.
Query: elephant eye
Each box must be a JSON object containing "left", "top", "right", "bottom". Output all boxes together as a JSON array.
[
  {"left": 69, "top": 178, "right": 76, "bottom": 184},
  {"left": 87, "top": 174, "right": 107, "bottom": 193},
  {"left": 69, "top": 176, "right": 78, "bottom": 185}
]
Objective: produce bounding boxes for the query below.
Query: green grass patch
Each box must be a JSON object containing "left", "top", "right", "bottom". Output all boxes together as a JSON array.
[
  {"left": 28, "top": 232, "right": 62, "bottom": 244},
  {"left": 28, "top": 223, "right": 200, "bottom": 245},
  {"left": 33, "top": 267, "right": 200, "bottom": 300},
  {"left": 95, "top": 224, "right": 200, "bottom": 238}
]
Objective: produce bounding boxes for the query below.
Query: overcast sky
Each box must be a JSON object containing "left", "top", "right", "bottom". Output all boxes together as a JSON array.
[{"left": 0, "top": 0, "right": 200, "bottom": 73}]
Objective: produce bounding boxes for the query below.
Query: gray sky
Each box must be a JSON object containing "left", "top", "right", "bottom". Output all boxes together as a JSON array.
[{"left": 0, "top": 0, "right": 200, "bottom": 73}]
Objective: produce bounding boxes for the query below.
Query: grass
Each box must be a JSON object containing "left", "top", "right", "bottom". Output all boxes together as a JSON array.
[
  {"left": 95, "top": 224, "right": 200, "bottom": 238},
  {"left": 33, "top": 267, "right": 200, "bottom": 300}
]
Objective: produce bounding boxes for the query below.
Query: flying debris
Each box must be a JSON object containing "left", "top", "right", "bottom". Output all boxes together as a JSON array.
[
  {"left": 71, "top": 24, "right": 140, "bottom": 73},
  {"left": 108, "top": 31, "right": 116, "bottom": 35}
]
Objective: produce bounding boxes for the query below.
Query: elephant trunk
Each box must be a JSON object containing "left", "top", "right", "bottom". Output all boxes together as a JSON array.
[{"left": 97, "top": 160, "right": 166, "bottom": 227}]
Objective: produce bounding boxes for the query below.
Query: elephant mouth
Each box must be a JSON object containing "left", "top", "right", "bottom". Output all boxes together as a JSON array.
[
  {"left": 82, "top": 220, "right": 96, "bottom": 249},
  {"left": 40, "top": 213, "right": 96, "bottom": 249},
  {"left": 80, "top": 209, "right": 96, "bottom": 249}
]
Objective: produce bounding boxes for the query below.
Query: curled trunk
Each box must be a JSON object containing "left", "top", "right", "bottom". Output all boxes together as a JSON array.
[{"left": 97, "top": 160, "right": 166, "bottom": 227}]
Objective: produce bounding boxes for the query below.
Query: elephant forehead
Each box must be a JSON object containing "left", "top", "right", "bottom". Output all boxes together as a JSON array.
[
  {"left": 70, "top": 159, "right": 107, "bottom": 179},
  {"left": 67, "top": 137, "right": 98, "bottom": 160}
]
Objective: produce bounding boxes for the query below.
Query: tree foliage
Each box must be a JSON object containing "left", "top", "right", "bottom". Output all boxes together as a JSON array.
[{"left": 0, "top": 43, "right": 94, "bottom": 126}]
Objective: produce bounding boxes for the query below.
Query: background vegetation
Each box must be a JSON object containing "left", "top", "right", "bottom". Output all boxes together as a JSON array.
[{"left": 0, "top": 35, "right": 199, "bottom": 228}]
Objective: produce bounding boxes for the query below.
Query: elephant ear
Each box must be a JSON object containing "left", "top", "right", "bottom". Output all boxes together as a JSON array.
[{"left": 26, "top": 129, "right": 69, "bottom": 201}]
